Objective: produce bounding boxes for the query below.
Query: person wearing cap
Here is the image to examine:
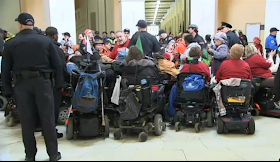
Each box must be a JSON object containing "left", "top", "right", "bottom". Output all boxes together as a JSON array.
[
  {"left": 158, "top": 29, "right": 173, "bottom": 48},
  {"left": 221, "top": 22, "right": 241, "bottom": 49},
  {"left": 128, "top": 20, "right": 161, "bottom": 57},
  {"left": 61, "top": 32, "right": 74, "bottom": 54},
  {"left": 265, "top": 27, "right": 279, "bottom": 63},
  {"left": 2, "top": 13, "right": 62, "bottom": 161},
  {"left": 188, "top": 24, "right": 206, "bottom": 50},
  {"left": 124, "top": 28, "right": 130, "bottom": 40},
  {"left": 45, "top": 26, "right": 70, "bottom": 139}
]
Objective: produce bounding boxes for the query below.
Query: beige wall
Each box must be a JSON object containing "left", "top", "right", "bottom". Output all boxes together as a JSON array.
[
  {"left": 0, "top": 0, "right": 21, "bottom": 33},
  {"left": 160, "top": 0, "right": 189, "bottom": 35},
  {"left": 20, "top": 0, "right": 51, "bottom": 30},
  {"left": 217, "top": 0, "right": 266, "bottom": 43}
]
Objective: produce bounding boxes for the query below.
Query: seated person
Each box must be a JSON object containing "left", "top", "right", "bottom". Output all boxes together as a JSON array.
[
  {"left": 244, "top": 44, "right": 276, "bottom": 87},
  {"left": 112, "top": 46, "right": 160, "bottom": 84},
  {"left": 100, "top": 40, "right": 112, "bottom": 57},
  {"left": 180, "top": 47, "right": 211, "bottom": 82},
  {"left": 180, "top": 34, "right": 200, "bottom": 70},
  {"left": 216, "top": 44, "right": 252, "bottom": 83},
  {"left": 207, "top": 32, "right": 229, "bottom": 76}
]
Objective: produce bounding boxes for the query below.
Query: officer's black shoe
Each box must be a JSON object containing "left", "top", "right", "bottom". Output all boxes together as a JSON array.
[
  {"left": 57, "top": 132, "right": 63, "bottom": 139},
  {"left": 49, "top": 152, "right": 61, "bottom": 161},
  {"left": 25, "top": 157, "right": 35, "bottom": 161}
]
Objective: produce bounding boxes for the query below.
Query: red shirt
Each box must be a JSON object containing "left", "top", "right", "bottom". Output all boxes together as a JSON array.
[
  {"left": 245, "top": 54, "right": 273, "bottom": 79},
  {"left": 255, "top": 44, "right": 263, "bottom": 54},
  {"left": 216, "top": 59, "right": 253, "bottom": 82},
  {"left": 109, "top": 40, "right": 130, "bottom": 59},
  {"left": 180, "top": 62, "right": 211, "bottom": 82}
]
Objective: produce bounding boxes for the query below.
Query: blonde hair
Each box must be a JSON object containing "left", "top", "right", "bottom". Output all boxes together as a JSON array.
[
  {"left": 244, "top": 44, "right": 258, "bottom": 57},
  {"left": 230, "top": 44, "right": 244, "bottom": 59}
]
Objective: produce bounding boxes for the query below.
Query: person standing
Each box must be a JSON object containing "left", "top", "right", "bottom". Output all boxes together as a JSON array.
[
  {"left": 158, "top": 29, "right": 173, "bottom": 48},
  {"left": 129, "top": 20, "right": 161, "bottom": 57},
  {"left": 188, "top": 24, "right": 205, "bottom": 50},
  {"left": 61, "top": 32, "right": 74, "bottom": 54},
  {"left": 1, "top": 13, "right": 62, "bottom": 161},
  {"left": 45, "top": 26, "right": 69, "bottom": 139},
  {"left": 238, "top": 30, "right": 248, "bottom": 46},
  {"left": 265, "top": 27, "right": 279, "bottom": 63},
  {"left": 221, "top": 22, "right": 241, "bottom": 49}
]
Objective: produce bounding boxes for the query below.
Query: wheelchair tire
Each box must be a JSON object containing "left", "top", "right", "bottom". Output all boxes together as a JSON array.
[
  {"left": 248, "top": 118, "right": 255, "bottom": 135},
  {"left": 5, "top": 112, "right": 15, "bottom": 127},
  {"left": 207, "top": 110, "right": 214, "bottom": 127},
  {"left": 58, "top": 106, "right": 69, "bottom": 125},
  {"left": 113, "top": 129, "right": 123, "bottom": 140},
  {"left": 154, "top": 114, "right": 163, "bottom": 136},
  {"left": 0, "top": 95, "right": 8, "bottom": 111},
  {"left": 66, "top": 117, "right": 74, "bottom": 140},
  {"left": 175, "top": 122, "right": 181, "bottom": 132},
  {"left": 194, "top": 123, "right": 201, "bottom": 133},
  {"left": 104, "top": 115, "right": 110, "bottom": 138},
  {"left": 139, "top": 132, "right": 148, "bottom": 142},
  {"left": 216, "top": 117, "right": 224, "bottom": 134}
]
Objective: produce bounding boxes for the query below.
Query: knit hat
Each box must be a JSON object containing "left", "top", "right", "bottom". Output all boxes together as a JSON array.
[{"left": 214, "top": 32, "right": 227, "bottom": 43}]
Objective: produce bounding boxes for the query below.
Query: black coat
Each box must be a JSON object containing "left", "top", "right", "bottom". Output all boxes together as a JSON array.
[
  {"left": 273, "top": 65, "right": 280, "bottom": 101},
  {"left": 226, "top": 31, "right": 241, "bottom": 48}
]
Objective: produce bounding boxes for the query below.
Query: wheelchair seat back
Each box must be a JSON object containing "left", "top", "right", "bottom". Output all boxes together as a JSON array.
[
  {"left": 177, "top": 73, "right": 208, "bottom": 102},
  {"left": 221, "top": 79, "right": 252, "bottom": 105}
]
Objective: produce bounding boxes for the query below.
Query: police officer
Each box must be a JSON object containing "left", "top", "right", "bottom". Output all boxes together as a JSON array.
[
  {"left": 1, "top": 13, "right": 63, "bottom": 161},
  {"left": 188, "top": 24, "right": 205, "bottom": 50},
  {"left": 221, "top": 22, "right": 241, "bottom": 49},
  {"left": 158, "top": 29, "right": 173, "bottom": 48},
  {"left": 265, "top": 27, "right": 279, "bottom": 63}
]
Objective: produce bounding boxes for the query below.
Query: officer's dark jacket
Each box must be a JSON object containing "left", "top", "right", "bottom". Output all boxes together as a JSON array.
[
  {"left": 226, "top": 31, "right": 241, "bottom": 48},
  {"left": 159, "top": 36, "right": 173, "bottom": 47},
  {"left": 1, "top": 29, "right": 63, "bottom": 95},
  {"left": 193, "top": 34, "right": 205, "bottom": 50}
]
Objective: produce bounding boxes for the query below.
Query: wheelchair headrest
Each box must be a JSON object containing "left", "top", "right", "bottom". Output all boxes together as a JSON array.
[{"left": 184, "top": 58, "right": 199, "bottom": 65}]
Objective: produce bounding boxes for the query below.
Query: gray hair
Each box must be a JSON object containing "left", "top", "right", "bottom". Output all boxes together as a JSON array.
[
  {"left": 115, "top": 30, "right": 123, "bottom": 34},
  {"left": 214, "top": 32, "right": 227, "bottom": 43},
  {"left": 244, "top": 44, "right": 259, "bottom": 57}
]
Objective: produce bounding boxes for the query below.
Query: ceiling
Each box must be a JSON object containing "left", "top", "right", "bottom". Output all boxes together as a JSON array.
[{"left": 145, "top": 0, "right": 175, "bottom": 25}]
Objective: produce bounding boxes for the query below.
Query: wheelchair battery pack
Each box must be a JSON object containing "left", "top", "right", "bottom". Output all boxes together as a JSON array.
[
  {"left": 79, "top": 115, "right": 100, "bottom": 137},
  {"left": 221, "top": 81, "right": 251, "bottom": 105}
]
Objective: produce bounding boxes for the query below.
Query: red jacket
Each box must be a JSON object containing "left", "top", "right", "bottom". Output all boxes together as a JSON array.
[
  {"left": 216, "top": 59, "right": 253, "bottom": 82},
  {"left": 109, "top": 40, "right": 130, "bottom": 59},
  {"left": 245, "top": 54, "right": 273, "bottom": 79},
  {"left": 180, "top": 62, "right": 211, "bottom": 82}
]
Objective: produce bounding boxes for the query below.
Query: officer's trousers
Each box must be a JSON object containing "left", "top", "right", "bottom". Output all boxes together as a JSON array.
[
  {"left": 53, "top": 88, "right": 62, "bottom": 125},
  {"left": 14, "top": 77, "right": 58, "bottom": 158}
]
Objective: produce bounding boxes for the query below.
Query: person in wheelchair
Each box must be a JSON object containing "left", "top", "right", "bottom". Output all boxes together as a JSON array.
[
  {"left": 244, "top": 44, "right": 276, "bottom": 88},
  {"left": 112, "top": 46, "right": 160, "bottom": 83},
  {"left": 216, "top": 44, "right": 252, "bottom": 83},
  {"left": 180, "top": 47, "right": 211, "bottom": 82}
]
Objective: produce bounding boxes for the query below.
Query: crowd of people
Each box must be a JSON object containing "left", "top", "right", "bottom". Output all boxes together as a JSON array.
[{"left": 0, "top": 12, "right": 280, "bottom": 161}]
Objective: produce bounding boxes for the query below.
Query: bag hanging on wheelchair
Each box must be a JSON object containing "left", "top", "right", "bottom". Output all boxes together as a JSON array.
[{"left": 182, "top": 74, "right": 205, "bottom": 92}]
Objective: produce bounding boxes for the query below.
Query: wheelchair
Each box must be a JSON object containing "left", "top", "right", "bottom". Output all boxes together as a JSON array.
[
  {"left": 216, "top": 79, "right": 255, "bottom": 134},
  {"left": 253, "top": 76, "right": 280, "bottom": 117},
  {"left": 173, "top": 73, "right": 215, "bottom": 133},
  {"left": 113, "top": 75, "right": 166, "bottom": 142}
]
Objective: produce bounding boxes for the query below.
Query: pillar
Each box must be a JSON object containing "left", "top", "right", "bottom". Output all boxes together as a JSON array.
[
  {"left": 190, "top": 0, "right": 217, "bottom": 38},
  {"left": 20, "top": 0, "right": 77, "bottom": 43},
  {"left": 121, "top": 0, "right": 145, "bottom": 35}
]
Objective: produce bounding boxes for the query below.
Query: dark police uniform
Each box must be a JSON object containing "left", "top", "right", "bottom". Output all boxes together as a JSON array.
[
  {"left": 129, "top": 20, "right": 161, "bottom": 57},
  {"left": 193, "top": 34, "right": 206, "bottom": 50},
  {"left": 221, "top": 22, "right": 241, "bottom": 49},
  {"left": 1, "top": 13, "right": 62, "bottom": 161}
]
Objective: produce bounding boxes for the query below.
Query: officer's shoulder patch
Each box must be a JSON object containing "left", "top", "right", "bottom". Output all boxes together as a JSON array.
[{"left": 271, "top": 40, "right": 275, "bottom": 44}]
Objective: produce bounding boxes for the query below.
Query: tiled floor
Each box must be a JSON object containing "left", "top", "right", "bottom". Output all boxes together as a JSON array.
[{"left": 0, "top": 111, "right": 280, "bottom": 161}]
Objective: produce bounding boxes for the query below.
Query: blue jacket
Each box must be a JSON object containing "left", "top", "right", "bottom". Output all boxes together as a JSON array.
[{"left": 265, "top": 35, "right": 278, "bottom": 51}]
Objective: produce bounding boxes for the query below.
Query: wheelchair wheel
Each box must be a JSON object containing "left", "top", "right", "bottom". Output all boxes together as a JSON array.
[
  {"left": 154, "top": 114, "right": 164, "bottom": 136},
  {"left": 104, "top": 115, "right": 110, "bottom": 138},
  {"left": 58, "top": 106, "right": 69, "bottom": 125},
  {"left": 66, "top": 117, "right": 74, "bottom": 140},
  {"left": 139, "top": 132, "right": 149, "bottom": 142},
  {"left": 0, "top": 95, "right": 8, "bottom": 111},
  {"left": 216, "top": 117, "right": 224, "bottom": 134},
  {"left": 113, "top": 129, "right": 123, "bottom": 140},
  {"left": 194, "top": 123, "right": 201, "bottom": 133},
  {"left": 207, "top": 110, "right": 214, "bottom": 127},
  {"left": 175, "top": 122, "right": 181, "bottom": 132},
  {"left": 248, "top": 118, "right": 255, "bottom": 135},
  {"left": 174, "top": 111, "right": 182, "bottom": 123},
  {"left": 251, "top": 108, "right": 260, "bottom": 116},
  {"left": 5, "top": 112, "right": 15, "bottom": 127}
]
